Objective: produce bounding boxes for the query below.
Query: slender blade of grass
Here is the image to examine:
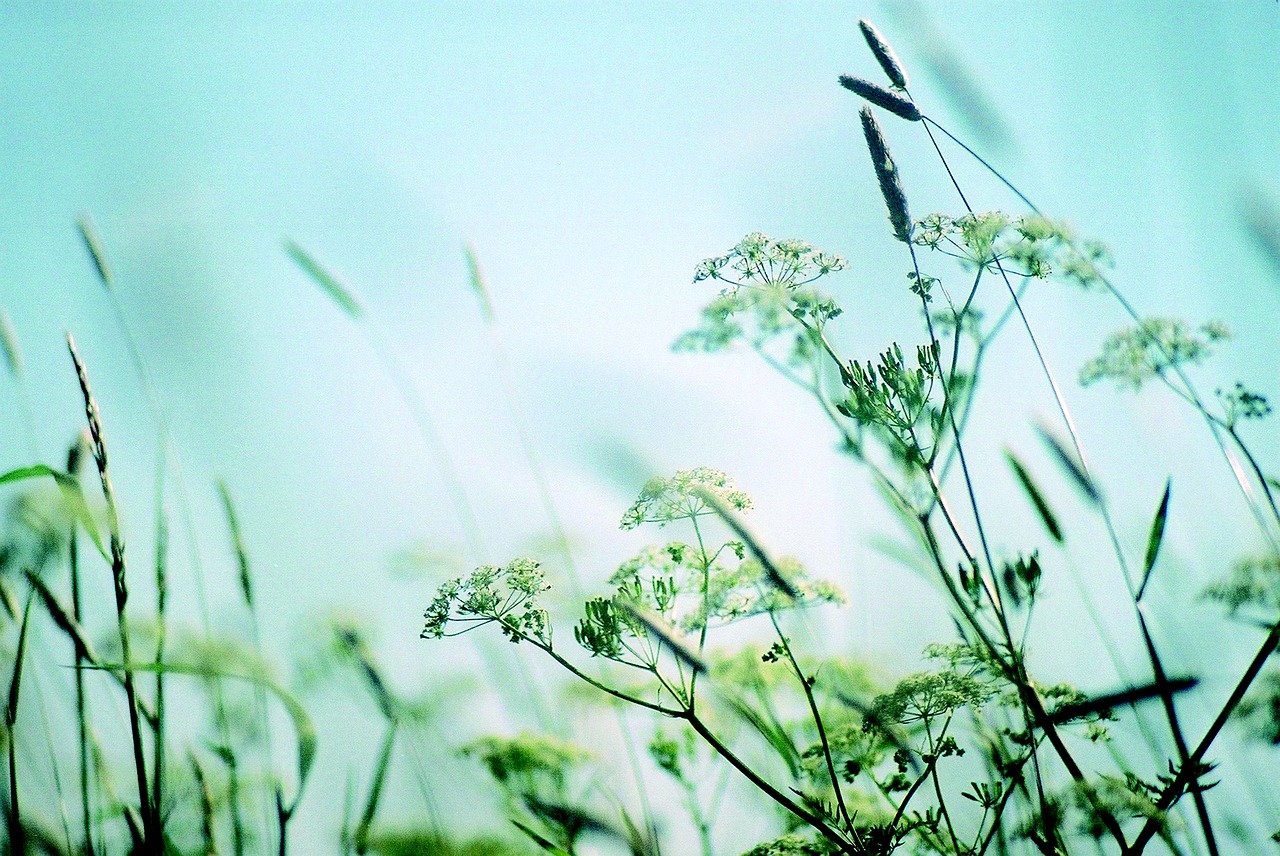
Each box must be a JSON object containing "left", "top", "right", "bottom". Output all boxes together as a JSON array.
[
  {"left": 353, "top": 722, "right": 397, "bottom": 855},
  {"left": 464, "top": 244, "right": 495, "bottom": 324},
  {"left": 693, "top": 486, "right": 799, "bottom": 599},
  {"left": 511, "top": 818, "right": 572, "bottom": 855},
  {"left": 617, "top": 601, "right": 706, "bottom": 674},
  {"left": 284, "top": 241, "right": 364, "bottom": 318},
  {"left": 76, "top": 215, "right": 114, "bottom": 290},
  {"left": 1003, "top": 449, "right": 1064, "bottom": 543},
  {"left": 188, "top": 752, "right": 218, "bottom": 856},
  {"left": 1138, "top": 479, "right": 1172, "bottom": 602},
  {"left": 25, "top": 572, "right": 100, "bottom": 664},
  {"left": 0, "top": 465, "right": 109, "bottom": 562},
  {"left": 1034, "top": 421, "right": 1100, "bottom": 503},
  {"left": 7, "top": 592, "right": 35, "bottom": 853},
  {"left": 0, "top": 310, "right": 23, "bottom": 378},
  {"left": 1047, "top": 676, "right": 1197, "bottom": 725}
]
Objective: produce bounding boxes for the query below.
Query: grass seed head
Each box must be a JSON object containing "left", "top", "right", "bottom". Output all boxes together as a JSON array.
[
  {"left": 859, "top": 107, "right": 913, "bottom": 243},
  {"left": 858, "top": 19, "right": 909, "bottom": 89},
  {"left": 839, "top": 75, "right": 920, "bottom": 122}
]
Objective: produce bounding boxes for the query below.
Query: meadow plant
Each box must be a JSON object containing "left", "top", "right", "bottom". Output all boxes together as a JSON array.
[
  {"left": 0, "top": 12, "right": 1277, "bottom": 856},
  {"left": 420, "top": 17, "right": 1280, "bottom": 856}
]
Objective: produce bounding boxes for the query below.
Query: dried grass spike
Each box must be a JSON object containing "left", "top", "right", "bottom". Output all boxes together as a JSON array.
[
  {"left": 859, "top": 107, "right": 913, "bottom": 243},
  {"left": 839, "top": 75, "right": 920, "bottom": 122},
  {"left": 858, "top": 20, "right": 909, "bottom": 89}
]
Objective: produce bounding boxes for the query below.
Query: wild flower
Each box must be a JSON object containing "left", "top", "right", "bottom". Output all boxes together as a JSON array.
[
  {"left": 1079, "top": 317, "right": 1231, "bottom": 390},
  {"left": 421, "top": 558, "right": 551, "bottom": 645},
  {"left": 620, "top": 467, "right": 752, "bottom": 530}
]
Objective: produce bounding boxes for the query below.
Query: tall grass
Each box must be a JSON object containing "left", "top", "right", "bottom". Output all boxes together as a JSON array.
[{"left": 0, "top": 11, "right": 1276, "bottom": 856}]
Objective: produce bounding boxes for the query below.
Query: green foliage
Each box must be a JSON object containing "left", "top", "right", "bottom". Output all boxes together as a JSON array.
[
  {"left": 740, "top": 833, "right": 839, "bottom": 856},
  {"left": 869, "top": 669, "right": 994, "bottom": 728},
  {"left": 462, "top": 733, "right": 591, "bottom": 791}
]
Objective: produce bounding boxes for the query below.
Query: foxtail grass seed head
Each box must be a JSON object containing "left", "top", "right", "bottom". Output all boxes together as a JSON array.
[
  {"left": 860, "top": 107, "right": 913, "bottom": 243},
  {"left": 839, "top": 75, "right": 920, "bottom": 122},
  {"left": 858, "top": 20, "right": 909, "bottom": 89}
]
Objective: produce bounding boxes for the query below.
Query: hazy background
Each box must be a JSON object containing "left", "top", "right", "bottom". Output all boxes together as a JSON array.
[{"left": 1, "top": 2, "right": 1278, "bottom": 851}]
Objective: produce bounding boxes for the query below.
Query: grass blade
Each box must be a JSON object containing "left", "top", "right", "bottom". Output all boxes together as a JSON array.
[
  {"left": 618, "top": 601, "right": 706, "bottom": 674},
  {"left": 76, "top": 215, "right": 114, "bottom": 290},
  {"left": 1138, "top": 479, "right": 1172, "bottom": 602},
  {"left": 0, "top": 310, "right": 23, "bottom": 378},
  {"left": 464, "top": 244, "right": 495, "bottom": 324},
  {"left": 0, "top": 464, "right": 109, "bottom": 562},
  {"left": 1034, "top": 420, "right": 1100, "bottom": 503},
  {"left": 7, "top": 592, "right": 35, "bottom": 853},
  {"left": 284, "top": 241, "right": 364, "bottom": 319},
  {"left": 86, "top": 659, "right": 317, "bottom": 811},
  {"left": 1047, "top": 676, "right": 1197, "bottom": 725},
  {"left": 511, "top": 818, "right": 572, "bottom": 855},
  {"left": 189, "top": 752, "right": 218, "bottom": 856},
  {"left": 1004, "top": 449, "right": 1064, "bottom": 543},
  {"left": 353, "top": 722, "right": 397, "bottom": 855},
  {"left": 693, "top": 486, "right": 799, "bottom": 599}
]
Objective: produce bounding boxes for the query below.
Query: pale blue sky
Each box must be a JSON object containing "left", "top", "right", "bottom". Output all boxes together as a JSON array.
[{"left": 1, "top": 2, "right": 1278, "bottom": 849}]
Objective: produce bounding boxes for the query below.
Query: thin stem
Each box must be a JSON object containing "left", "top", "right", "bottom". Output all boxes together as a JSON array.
[
  {"left": 683, "top": 711, "right": 856, "bottom": 854},
  {"left": 767, "top": 610, "right": 853, "bottom": 832}
]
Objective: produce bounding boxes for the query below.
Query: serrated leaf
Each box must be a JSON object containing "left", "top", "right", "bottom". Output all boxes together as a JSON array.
[
  {"left": 284, "top": 240, "right": 363, "bottom": 319},
  {"left": 1138, "top": 479, "right": 1172, "bottom": 601},
  {"left": 1004, "top": 449, "right": 1064, "bottom": 543}
]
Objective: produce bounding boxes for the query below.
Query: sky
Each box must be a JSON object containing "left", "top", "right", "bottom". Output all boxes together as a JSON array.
[{"left": 1, "top": 2, "right": 1278, "bottom": 851}]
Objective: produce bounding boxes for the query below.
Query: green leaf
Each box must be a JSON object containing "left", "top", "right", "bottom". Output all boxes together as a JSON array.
[
  {"left": 0, "top": 310, "right": 23, "bottom": 378},
  {"left": 354, "top": 722, "right": 398, "bottom": 855},
  {"left": 1137, "top": 479, "right": 1172, "bottom": 602},
  {"left": 1004, "top": 449, "right": 1064, "bottom": 543},
  {"left": 284, "top": 240, "right": 364, "bottom": 319},
  {"left": 0, "top": 464, "right": 109, "bottom": 562},
  {"left": 1034, "top": 422, "right": 1099, "bottom": 503}
]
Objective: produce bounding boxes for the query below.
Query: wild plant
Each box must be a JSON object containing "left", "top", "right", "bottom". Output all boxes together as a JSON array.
[{"left": 422, "top": 16, "right": 1279, "bottom": 856}]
